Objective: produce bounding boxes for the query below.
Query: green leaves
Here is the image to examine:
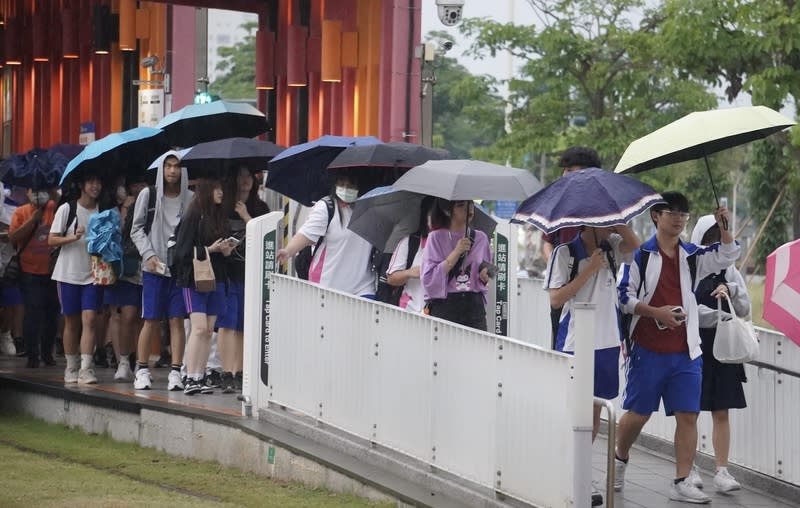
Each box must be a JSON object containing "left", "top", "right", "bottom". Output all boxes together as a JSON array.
[{"left": 209, "top": 22, "right": 258, "bottom": 101}]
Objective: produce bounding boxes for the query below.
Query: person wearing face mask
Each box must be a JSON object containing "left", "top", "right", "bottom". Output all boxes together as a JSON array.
[
  {"left": 9, "top": 186, "right": 59, "bottom": 368},
  {"left": 277, "top": 172, "right": 375, "bottom": 297}
]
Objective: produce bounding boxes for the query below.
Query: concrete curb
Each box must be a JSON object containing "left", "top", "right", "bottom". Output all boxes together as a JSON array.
[{"left": 0, "top": 375, "right": 531, "bottom": 508}]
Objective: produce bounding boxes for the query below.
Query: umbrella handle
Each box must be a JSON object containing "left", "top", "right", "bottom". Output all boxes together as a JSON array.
[{"left": 703, "top": 154, "right": 728, "bottom": 231}]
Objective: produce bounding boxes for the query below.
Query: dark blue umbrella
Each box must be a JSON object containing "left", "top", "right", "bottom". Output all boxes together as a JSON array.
[
  {"left": 266, "top": 134, "right": 382, "bottom": 206},
  {"left": 156, "top": 101, "right": 269, "bottom": 148},
  {"left": 0, "top": 148, "right": 68, "bottom": 190},
  {"left": 60, "top": 127, "right": 169, "bottom": 186},
  {"left": 181, "top": 137, "right": 285, "bottom": 179},
  {"left": 48, "top": 143, "right": 85, "bottom": 162},
  {"left": 511, "top": 167, "right": 664, "bottom": 234}
]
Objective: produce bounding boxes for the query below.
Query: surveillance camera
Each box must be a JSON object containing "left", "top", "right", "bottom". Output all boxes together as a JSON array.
[
  {"left": 141, "top": 55, "right": 159, "bottom": 68},
  {"left": 436, "top": 0, "right": 465, "bottom": 27},
  {"left": 441, "top": 40, "right": 454, "bottom": 52}
]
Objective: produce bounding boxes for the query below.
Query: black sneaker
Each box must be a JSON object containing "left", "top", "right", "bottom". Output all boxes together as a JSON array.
[
  {"left": 199, "top": 377, "right": 214, "bottom": 394},
  {"left": 154, "top": 350, "right": 171, "bottom": 368},
  {"left": 183, "top": 380, "right": 202, "bottom": 395},
  {"left": 14, "top": 337, "right": 26, "bottom": 357},
  {"left": 93, "top": 346, "right": 109, "bottom": 368},
  {"left": 205, "top": 370, "right": 222, "bottom": 389},
  {"left": 221, "top": 372, "right": 236, "bottom": 393},
  {"left": 105, "top": 342, "right": 117, "bottom": 369}
]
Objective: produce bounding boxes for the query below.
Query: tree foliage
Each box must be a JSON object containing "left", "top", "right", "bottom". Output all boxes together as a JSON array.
[
  {"left": 659, "top": 0, "right": 800, "bottom": 265},
  {"left": 209, "top": 21, "right": 258, "bottom": 101},
  {"left": 425, "top": 31, "right": 506, "bottom": 159},
  {"left": 459, "top": 0, "right": 720, "bottom": 205}
]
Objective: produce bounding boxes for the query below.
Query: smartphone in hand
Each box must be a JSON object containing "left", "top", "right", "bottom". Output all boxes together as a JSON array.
[{"left": 225, "top": 236, "right": 241, "bottom": 247}]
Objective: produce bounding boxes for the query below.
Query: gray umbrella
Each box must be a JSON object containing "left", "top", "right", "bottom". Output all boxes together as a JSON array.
[
  {"left": 392, "top": 159, "right": 542, "bottom": 201},
  {"left": 349, "top": 186, "right": 497, "bottom": 253}
]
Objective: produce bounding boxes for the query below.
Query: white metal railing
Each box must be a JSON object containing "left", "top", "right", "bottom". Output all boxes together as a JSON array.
[
  {"left": 264, "top": 274, "right": 592, "bottom": 507},
  {"left": 515, "top": 276, "right": 800, "bottom": 487}
]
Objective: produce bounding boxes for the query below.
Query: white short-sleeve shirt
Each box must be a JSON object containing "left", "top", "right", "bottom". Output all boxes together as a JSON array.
[
  {"left": 544, "top": 233, "right": 630, "bottom": 352},
  {"left": 51, "top": 201, "right": 98, "bottom": 285},
  {"left": 387, "top": 236, "right": 425, "bottom": 313},
  {"left": 298, "top": 199, "right": 375, "bottom": 296}
]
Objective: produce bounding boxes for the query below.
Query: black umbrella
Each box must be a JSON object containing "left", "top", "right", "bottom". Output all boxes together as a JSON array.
[
  {"left": 180, "top": 137, "right": 285, "bottom": 179},
  {"left": 327, "top": 142, "right": 448, "bottom": 170},
  {"left": 265, "top": 135, "right": 382, "bottom": 206},
  {"left": 156, "top": 101, "right": 270, "bottom": 148}
]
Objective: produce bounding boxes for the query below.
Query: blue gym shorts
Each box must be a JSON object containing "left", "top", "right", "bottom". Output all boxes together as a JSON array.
[
  {"left": 141, "top": 272, "right": 186, "bottom": 320},
  {"left": 103, "top": 280, "right": 142, "bottom": 308},
  {"left": 216, "top": 280, "right": 243, "bottom": 331},
  {"left": 57, "top": 282, "right": 103, "bottom": 315},
  {"left": 182, "top": 282, "right": 226, "bottom": 317},
  {"left": 622, "top": 344, "right": 703, "bottom": 416},
  {"left": 563, "top": 346, "right": 621, "bottom": 400}
]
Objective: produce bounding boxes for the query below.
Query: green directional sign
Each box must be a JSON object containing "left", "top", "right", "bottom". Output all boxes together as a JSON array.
[
  {"left": 261, "top": 230, "right": 276, "bottom": 386},
  {"left": 494, "top": 232, "right": 509, "bottom": 336}
]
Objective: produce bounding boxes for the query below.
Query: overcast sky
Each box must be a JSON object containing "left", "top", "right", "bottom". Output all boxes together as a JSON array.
[{"left": 420, "top": 0, "right": 533, "bottom": 87}]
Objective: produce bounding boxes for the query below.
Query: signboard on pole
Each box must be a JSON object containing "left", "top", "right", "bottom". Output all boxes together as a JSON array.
[
  {"left": 79, "top": 122, "right": 95, "bottom": 145},
  {"left": 138, "top": 89, "right": 165, "bottom": 127}
]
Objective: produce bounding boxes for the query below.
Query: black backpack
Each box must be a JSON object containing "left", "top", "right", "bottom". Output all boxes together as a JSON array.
[
  {"left": 374, "top": 233, "right": 421, "bottom": 306},
  {"left": 120, "top": 185, "right": 157, "bottom": 277},
  {"left": 48, "top": 200, "right": 78, "bottom": 274},
  {"left": 295, "top": 196, "right": 335, "bottom": 280}
]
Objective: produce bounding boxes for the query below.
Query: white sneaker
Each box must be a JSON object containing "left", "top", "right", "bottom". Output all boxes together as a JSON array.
[
  {"left": 64, "top": 366, "right": 79, "bottom": 384},
  {"left": 114, "top": 362, "right": 132, "bottom": 381},
  {"left": 134, "top": 368, "right": 152, "bottom": 390},
  {"left": 78, "top": 368, "right": 98, "bottom": 385},
  {"left": 167, "top": 370, "right": 184, "bottom": 391},
  {"left": 713, "top": 467, "right": 741, "bottom": 492},
  {"left": 687, "top": 466, "right": 704, "bottom": 489},
  {"left": 613, "top": 457, "right": 628, "bottom": 491},
  {"left": 669, "top": 479, "right": 711, "bottom": 504},
  {"left": 0, "top": 332, "right": 15, "bottom": 356}
]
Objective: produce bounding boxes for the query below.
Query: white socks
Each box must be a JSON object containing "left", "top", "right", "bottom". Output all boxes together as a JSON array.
[{"left": 65, "top": 354, "right": 79, "bottom": 370}]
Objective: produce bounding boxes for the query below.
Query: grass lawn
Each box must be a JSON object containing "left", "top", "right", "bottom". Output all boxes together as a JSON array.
[{"left": 0, "top": 414, "right": 391, "bottom": 508}]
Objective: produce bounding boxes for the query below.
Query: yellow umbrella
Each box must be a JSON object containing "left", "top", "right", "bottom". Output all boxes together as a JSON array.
[{"left": 614, "top": 105, "right": 795, "bottom": 208}]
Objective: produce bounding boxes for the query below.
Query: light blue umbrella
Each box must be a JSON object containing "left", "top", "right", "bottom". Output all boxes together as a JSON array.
[
  {"left": 156, "top": 101, "right": 269, "bottom": 148},
  {"left": 266, "top": 135, "right": 382, "bottom": 206},
  {"left": 512, "top": 167, "right": 664, "bottom": 234},
  {"left": 60, "top": 127, "right": 168, "bottom": 186},
  {"left": 86, "top": 208, "right": 123, "bottom": 264}
]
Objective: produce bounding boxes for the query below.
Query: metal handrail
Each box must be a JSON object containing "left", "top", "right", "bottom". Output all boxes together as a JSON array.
[
  {"left": 748, "top": 360, "right": 800, "bottom": 379},
  {"left": 593, "top": 397, "right": 616, "bottom": 508}
]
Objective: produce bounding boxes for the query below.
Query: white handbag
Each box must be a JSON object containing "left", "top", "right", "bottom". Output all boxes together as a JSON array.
[{"left": 713, "top": 293, "right": 759, "bottom": 364}]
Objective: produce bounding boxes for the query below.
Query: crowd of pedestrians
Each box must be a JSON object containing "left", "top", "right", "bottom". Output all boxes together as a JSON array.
[
  {"left": 0, "top": 151, "right": 269, "bottom": 397},
  {"left": 0, "top": 142, "right": 755, "bottom": 506}
]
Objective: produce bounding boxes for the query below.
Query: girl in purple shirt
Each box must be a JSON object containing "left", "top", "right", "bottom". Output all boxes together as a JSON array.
[{"left": 421, "top": 199, "right": 492, "bottom": 330}]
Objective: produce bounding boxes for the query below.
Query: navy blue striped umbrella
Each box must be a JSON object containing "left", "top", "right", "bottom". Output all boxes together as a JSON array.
[{"left": 512, "top": 167, "right": 664, "bottom": 234}]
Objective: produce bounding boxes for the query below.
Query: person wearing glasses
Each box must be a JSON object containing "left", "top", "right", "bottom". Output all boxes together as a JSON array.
[{"left": 614, "top": 192, "right": 739, "bottom": 504}]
